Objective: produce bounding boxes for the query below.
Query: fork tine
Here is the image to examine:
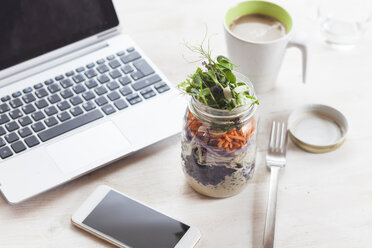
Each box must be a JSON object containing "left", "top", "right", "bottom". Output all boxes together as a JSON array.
[
  {"left": 275, "top": 122, "right": 281, "bottom": 150},
  {"left": 269, "top": 121, "right": 276, "bottom": 149},
  {"left": 282, "top": 123, "right": 288, "bottom": 153},
  {"left": 279, "top": 122, "right": 286, "bottom": 152}
]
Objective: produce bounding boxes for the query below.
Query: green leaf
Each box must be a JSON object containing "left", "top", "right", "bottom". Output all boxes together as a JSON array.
[
  {"left": 217, "top": 55, "right": 234, "bottom": 70},
  {"left": 223, "top": 69, "right": 236, "bottom": 83}
]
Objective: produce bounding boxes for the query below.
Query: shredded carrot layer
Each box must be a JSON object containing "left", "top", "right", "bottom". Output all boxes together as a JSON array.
[{"left": 185, "top": 111, "right": 256, "bottom": 151}]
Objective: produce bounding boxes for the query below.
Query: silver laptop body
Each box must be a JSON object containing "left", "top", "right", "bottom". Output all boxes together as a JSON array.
[{"left": 0, "top": 0, "right": 185, "bottom": 203}]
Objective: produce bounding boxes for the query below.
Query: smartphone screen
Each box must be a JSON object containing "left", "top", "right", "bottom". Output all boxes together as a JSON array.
[{"left": 81, "top": 190, "right": 190, "bottom": 248}]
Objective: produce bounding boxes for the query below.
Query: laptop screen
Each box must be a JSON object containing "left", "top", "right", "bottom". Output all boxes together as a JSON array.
[{"left": 0, "top": 0, "right": 119, "bottom": 71}]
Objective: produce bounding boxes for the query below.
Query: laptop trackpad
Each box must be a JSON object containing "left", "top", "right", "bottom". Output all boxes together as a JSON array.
[{"left": 46, "top": 121, "right": 132, "bottom": 175}]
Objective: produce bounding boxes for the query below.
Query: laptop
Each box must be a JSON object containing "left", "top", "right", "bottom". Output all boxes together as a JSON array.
[{"left": 0, "top": 0, "right": 185, "bottom": 203}]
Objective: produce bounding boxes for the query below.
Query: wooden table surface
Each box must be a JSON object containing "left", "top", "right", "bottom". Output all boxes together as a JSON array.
[{"left": 1, "top": 0, "right": 372, "bottom": 247}]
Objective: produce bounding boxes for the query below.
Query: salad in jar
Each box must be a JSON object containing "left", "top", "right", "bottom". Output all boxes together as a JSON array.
[{"left": 178, "top": 42, "right": 259, "bottom": 198}]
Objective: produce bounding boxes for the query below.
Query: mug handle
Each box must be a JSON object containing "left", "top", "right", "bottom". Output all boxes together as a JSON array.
[{"left": 287, "top": 33, "right": 309, "bottom": 83}]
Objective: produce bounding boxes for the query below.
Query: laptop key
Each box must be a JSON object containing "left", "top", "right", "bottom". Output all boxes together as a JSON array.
[
  {"left": 126, "top": 93, "right": 142, "bottom": 105},
  {"left": 31, "top": 111, "right": 45, "bottom": 121},
  {"left": 86, "top": 63, "right": 95, "bottom": 69},
  {"left": 65, "top": 71, "right": 75, "bottom": 77},
  {"left": 11, "top": 140, "right": 26, "bottom": 153},
  {"left": 140, "top": 88, "right": 156, "bottom": 99},
  {"left": 118, "top": 76, "right": 132, "bottom": 86},
  {"left": 120, "top": 51, "right": 141, "bottom": 64},
  {"left": 35, "top": 99, "right": 49, "bottom": 109},
  {"left": 107, "top": 91, "right": 120, "bottom": 101},
  {"left": 94, "top": 86, "right": 107, "bottom": 96},
  {"left": 22, "top": 104, "right": 36, "bottom": 114},
  {"left": 154, "top": 82, "right": 169, "bottom": 90},
  {"left": 85, "top": 79, "right": 98, "bottom": 89},
  {"left": 108, "top": 59, "right": 121, "bottom": 69},
  {"left": 22, "top": 93, "right": 36, "bottom": 103},
  {"left": 107, "top": 81, "right": 120, "bottom": 91},
  {"left": 9, "top": 109, "right": 23, "bottom": 119},
  {"left": 45, "top": 79, "right": 54, "bottom": 85},
  {"left": 18, "top": 127, "right": 32, "bottom": 138},
  {"left": 5, "top": 132, "right": 19, "bottom": 143},
  {"left": 119, "top": 86, "right": 133, "bottom": 96},
  {"left": 95, "top": 96, "right": 108, "bottom": 106},
  {"left": 60, "top": 78, "right": 73, "bottom": 88},
  {"left": 23, "top": 87, "right": 33, "bottom": 94},
  {"left": 82, "top": 91, "right": 95, "bottom": 101},
  {"left": 57, "top": 111, "right": 71, "bottom": 122},
  {"left": 107, "top": 55, "right": 115, "bottom": 60},
  {"left": 12, "top": 91, "right": 22, "bottom": 98},
  {"left": 72, "top": 74, "right": 85, "bottom": 83},
  {"left": 33, "top": 83, "right": 43, "bottom": 89},
  {"left": 0, "top": 137, "right": 5, "bottom": 147},
  {"left": 114, "top": 99, "right": 128, "bottom": 110},
  {"left": 18, "top": 116, "right": 32, "bottom": 127},
  {"left": 121, "top": 65, "right": 134, "bottom": 74},
  {"left": 48, "top": 94, "right": 61, "bottom": 104},
  {"left": 0, "top": 114, "right": 10, "bottom": 125},
  {"left": 72, "top": 84, "right": 86, "bottom": 94},
  {"left": 97, "top": 74, "right": 110, "bottom": 84},
  {"left": 96, "top": 59, "right": 105, "bottom": 64},
  {"left": 0, "top": 127, "right": 6, "bottom": 136},
  {"left": 102, "top": 104, "right": 116, "bottom": 115},
  {"left": 70, "top": 106, "right": 84, "bottom": 117},
  {"left": 44, "top": 116, "right": 58, "bottom": 127},
  {"left": 0, "top": 103, "right": 10, "bottom": 113},
  {"left": 70, "top": 95, "right": 83, "bottom": 106},
  {"left": 10, "top": 98, "right": 23, "bottom": 108},
  {"left": 31, "top": 122, "right": 45, "bottom": 132},
  {"left": 84, "top": 69, "right": 97, "bottom": 79},
  {"left": 24, "top": 135, "right": 40, "bottom": 148},
  {"left": 126, "top": 47, "right": 135, "bottom": 52},
  {"left": 61, "top": 89, "right": 74, "bottom": 99},
  {"left": 38, "top": 109, "right": 104, "bottom": 142},
  {"left": 44, "top": 106, "right": 58, "bottom": 116},
  {"left": 156, "top": 84, "right": 170, "bottom": 93},
  {"left": 48, "top": 83, "right": 61, "bottom": 93},
  {"left": 55, "top": 75, "right": 64, "bottom": 81},
  {"left": 35, "top": 88, "right": 48, "bottom": 98},
  {"left": 133, "top": 59, "right": 155, "bottom": 76},
  {"left": 130, "top": 71, "right": 144, "bottom": 81},
  {"left": 82, "top": 101, "right": 96, "bottom": 111},
  {"left": 117, "top": 51, "right": 125, "bottom": 56},
  {"left": 109, "top": 69, "right": 122, "bottom": 79},
  {"left": 1, "top": 95, "right": 10, "bottom": 102},
  {"left": 57, "top": 101, "right": 71, "bottom": 111},
  {"left": 132, "top": 75, "right": 161, "bottom": 91},
  {"left": 0, "top": 146, "right": 13, "bottom": 159},
  {"left": 76, "top": 67, "right": 85, "bottom": 73},
  {"left": 5, "top": 121, "right": 19, "bottom": 132},
  {"left": 97, "top": 64, "right": 109, "bottom": 74}
]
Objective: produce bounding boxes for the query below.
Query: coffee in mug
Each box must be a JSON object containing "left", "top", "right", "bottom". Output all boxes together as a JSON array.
[{"left": 229, "top": 14, "right": 287, "bottom": 42}]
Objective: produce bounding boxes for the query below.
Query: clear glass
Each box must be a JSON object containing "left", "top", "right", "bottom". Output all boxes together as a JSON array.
[
  {"left": 317, "top": 0, "right": 372, "bottom": 46},
  {"left": 180, "top": 73, "right": 258, "bottom": 198}
]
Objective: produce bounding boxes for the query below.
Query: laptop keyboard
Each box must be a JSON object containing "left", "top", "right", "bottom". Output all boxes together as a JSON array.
[{"left": 0, "top": 47, "right": 170, "bottom": 160}]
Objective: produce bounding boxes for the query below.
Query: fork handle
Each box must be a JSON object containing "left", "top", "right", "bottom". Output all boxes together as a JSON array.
[{"left": 263, "top": 166, "right": 281, "bottom": 248}]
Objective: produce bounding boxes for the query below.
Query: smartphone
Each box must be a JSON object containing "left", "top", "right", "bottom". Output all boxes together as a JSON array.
[{"left": 71, "top": 185, "right": 201, "bottom": 248}]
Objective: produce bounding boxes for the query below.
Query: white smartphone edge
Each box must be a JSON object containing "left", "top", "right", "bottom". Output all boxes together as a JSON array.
[{"left": 71, "top": 185, "right": 201, "bottom": 248}]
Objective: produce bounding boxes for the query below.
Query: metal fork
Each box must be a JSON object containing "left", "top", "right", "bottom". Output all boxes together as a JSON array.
[{"left": 263, "top": 121, "right": 288, "bottom": 248}]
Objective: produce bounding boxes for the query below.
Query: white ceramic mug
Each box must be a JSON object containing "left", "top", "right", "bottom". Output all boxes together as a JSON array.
[{"left": 224, "top": 1, "right": 308, "bottom": 93}]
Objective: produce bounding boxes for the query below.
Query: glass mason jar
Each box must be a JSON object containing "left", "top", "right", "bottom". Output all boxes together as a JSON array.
[{"left": 181, "top": 73, "right": 258, "bottom": 198}]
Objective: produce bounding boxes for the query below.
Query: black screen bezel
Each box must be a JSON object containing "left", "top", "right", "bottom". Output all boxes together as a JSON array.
[{"left": 0, "top": 0, "right": 119, "bottom": 71}]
